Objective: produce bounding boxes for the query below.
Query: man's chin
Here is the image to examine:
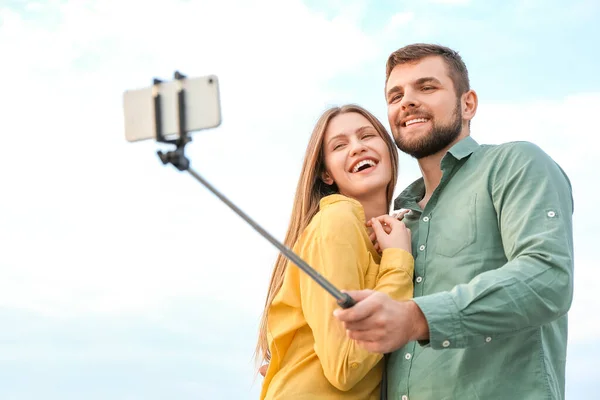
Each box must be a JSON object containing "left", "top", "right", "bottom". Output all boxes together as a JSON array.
[
  {"left": 395, "top": 126, "right": 431, "bottom": 139},
  {"left": 394, "top": 130, "right": 461, "bottom": 159},
  {"left": 396, "top": 142, "right": 446, "bottom": 159}
]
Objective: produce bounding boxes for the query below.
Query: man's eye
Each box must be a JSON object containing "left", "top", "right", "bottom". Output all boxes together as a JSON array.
[
  {"left": 391, "top": 94, "right": 403, "bottom": 103},
  {"left": 422, "top": 86, "right": 434, "bottom": 91}
]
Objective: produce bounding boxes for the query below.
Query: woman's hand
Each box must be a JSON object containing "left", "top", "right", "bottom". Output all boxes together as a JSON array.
[
  {"left": 367, "top": 214, "right": 411, "bottom": 254},
  {"left": 368, "top": 210, "right": 411, "bottom": 253}
]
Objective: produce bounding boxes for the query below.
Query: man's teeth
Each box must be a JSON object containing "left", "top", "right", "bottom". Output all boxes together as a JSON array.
[
  {"left": 405, "top": 118, "right": 428, "bottom": 126},
  {"left": 352, "top": 159, "right": 376, "bottom": 173}
]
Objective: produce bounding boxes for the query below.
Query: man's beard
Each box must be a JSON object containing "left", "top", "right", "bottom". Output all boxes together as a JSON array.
[{"left": 393, "top": 100, "right": 463, "bottom": 159}]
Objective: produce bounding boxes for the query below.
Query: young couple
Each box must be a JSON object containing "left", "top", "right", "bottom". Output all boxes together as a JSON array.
[{"left": 256, "top": 43, "right": 574, "bottom": 400}]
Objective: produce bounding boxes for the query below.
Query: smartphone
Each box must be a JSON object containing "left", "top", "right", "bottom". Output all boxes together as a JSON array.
[{"left": 123, "top": 75, "right": 222, "bottom": 142}]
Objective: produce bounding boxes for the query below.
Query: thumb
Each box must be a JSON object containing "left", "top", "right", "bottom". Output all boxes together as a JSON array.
[
  {"left": 334, "top": 289, "right": 376, "bottom": 321},
  {"left": 341, "top": 289, "right": 374, "bottom": 303}
]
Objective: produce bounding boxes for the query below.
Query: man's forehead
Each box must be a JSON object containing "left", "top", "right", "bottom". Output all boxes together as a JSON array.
[{"left": 386, "top": 56, "right": 450, "bottom": 88}]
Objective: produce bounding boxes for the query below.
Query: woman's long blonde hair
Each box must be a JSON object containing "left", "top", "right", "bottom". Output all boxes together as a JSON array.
[{"left": 254, "top": 104, "right": 399, "bottom": 368}]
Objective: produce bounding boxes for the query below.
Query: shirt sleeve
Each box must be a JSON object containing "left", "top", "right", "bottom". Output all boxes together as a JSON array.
[
  {"left": 414, "top": 141, "right": 574, "bottom": 349},
  {"left": 298, "top": 206, "right": 414, "bottom": 391}
]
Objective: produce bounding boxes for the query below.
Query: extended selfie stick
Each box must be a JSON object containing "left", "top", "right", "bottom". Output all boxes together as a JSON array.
[{"left": 152, "top": 72, "right": 355, "bottom": 309}]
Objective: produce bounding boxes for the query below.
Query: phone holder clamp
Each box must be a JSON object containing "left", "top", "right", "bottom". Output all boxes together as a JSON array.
[
  {"left": 150, "top": 71, "right": 356, "bottom": 310},
  {"left": 154, "top": 71, "right": 191, "bottom": 171}
]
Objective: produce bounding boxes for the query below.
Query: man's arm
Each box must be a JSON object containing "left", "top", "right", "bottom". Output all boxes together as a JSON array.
[
  {"left": 335, "top": 142, "right": 574, "bottom": 353},
  {"left": 413, "top": 141, "right": 574, "bottom": 349}
]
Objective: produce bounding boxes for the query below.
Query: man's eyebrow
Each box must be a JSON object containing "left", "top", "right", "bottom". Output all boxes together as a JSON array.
[
  {"left": 386, "top": 77, "right": 443, "bottom": 98},
  {"left": 386, "top": 85, "right": 402, "bottom": 98},
  {"left": 415, "top": 77, "right": 442, "bottom": 86}
]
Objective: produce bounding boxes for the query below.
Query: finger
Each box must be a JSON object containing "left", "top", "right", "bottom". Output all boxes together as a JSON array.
[
  {"left": 347, "top": 326, "right": 384, "bottom": 342},
  {"left": 392, "top": 209, "right": 410, "bottom": 221},
  {"left": 369, "top": 231, "right": 376, "bottom": 243},
  {"left": 374, "top": 214, "right": 405, "bottom": 226},
  {"left": 344, "top": 313, "right": 380, "bottom": 332},
  {"left": 334, "top": 290, "right": 377, "bottom": 322},
  {"left": 375, "top": 215, "right": 406, "bottom": 229},
  {"left": 340, "top": 289, "right": 374, "bottom": 302},
  {"left": 375, "top": 219, "right": 393, "bottom": 236},
  {"left": 371, "top": 216, "right": 395, "bottom": 233},
  {"left": 259, "top": 364, "right": 268, "bottom": 377},
  {"left": 371, "top": 218, "right": 386, "bottom": 238},
  {"left": 355, "top": 340, "right": 383, "bottom": 354},
  {"left": 342, "top": 303, "right": 388, "bottom": 331}
]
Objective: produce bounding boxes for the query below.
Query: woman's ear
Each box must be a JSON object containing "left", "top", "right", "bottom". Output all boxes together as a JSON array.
[{"left": 321, "top": 171, "right": 334, "bottom": 185}]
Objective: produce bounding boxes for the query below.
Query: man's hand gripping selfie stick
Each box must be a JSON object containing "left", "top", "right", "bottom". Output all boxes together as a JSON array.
[{"left": 152, "top": 72, "right": 356, "bottom": 309}]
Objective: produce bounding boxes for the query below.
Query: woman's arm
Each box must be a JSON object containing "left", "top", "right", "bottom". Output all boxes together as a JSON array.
[{"left": 298, "top": 207, "right": 413, "bottom": 391}]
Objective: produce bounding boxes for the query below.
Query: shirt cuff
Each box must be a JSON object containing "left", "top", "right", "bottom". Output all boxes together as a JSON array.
[
  {"left": 380, "top": 248, "right": 414, "bottom": 278},
  {"left": 413, "top": 291, "right": 465, "bottom": 349}
]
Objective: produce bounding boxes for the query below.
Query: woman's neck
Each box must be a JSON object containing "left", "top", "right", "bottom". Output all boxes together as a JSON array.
[{"left": 357, "top": 190, "right": 389, "bottom": 222}]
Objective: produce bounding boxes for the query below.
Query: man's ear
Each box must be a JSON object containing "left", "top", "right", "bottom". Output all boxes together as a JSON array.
[
  {"left": 462, "top": 89, "right": 478, "bottom": 122},
  {"left": 321, "top": 171, "right": 334, "bottom": 185}
]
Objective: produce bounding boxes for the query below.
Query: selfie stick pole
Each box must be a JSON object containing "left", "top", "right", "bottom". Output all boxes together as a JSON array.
[{"left": 152, "top": 72, "right": 355, "bottom": 309}]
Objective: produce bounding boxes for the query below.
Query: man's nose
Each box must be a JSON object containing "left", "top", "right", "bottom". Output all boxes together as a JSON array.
[{"left": 400, "top": 92, "right": 419, "bottom": 110}]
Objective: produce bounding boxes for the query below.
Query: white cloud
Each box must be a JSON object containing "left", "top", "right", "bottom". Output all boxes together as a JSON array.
[
  {"left": 0, "top": 3, "right": 596, "bottom": 340},
  {"left": 0, "top": 2, "right": 597, "bottom": 398},
  {"left": 427, "top": 0, "right": 471, "bottom": 4},
  {"left": 385, "top": 11, "right": 415, "bottom": 32},
  {"left": 0, "top": 0, "right": 382, "bottom": 318}
]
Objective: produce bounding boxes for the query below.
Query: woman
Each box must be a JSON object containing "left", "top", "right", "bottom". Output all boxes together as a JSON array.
[{"left": 257, "top": 105, "right": 414, "bottom": 399}]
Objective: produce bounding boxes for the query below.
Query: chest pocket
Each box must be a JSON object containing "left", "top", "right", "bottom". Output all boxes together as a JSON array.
[{"left": 432, "top": 193, "right": 477, "bottom": 258}]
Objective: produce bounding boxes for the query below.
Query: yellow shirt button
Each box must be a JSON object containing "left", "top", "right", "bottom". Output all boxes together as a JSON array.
[{"left": 350, "top": 362, "right": 359, "bottom": 369}]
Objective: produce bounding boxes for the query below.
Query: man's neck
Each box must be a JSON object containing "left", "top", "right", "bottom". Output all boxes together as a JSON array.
[
  {"left": 416, "top": 132, "right": 469, "bottom": 210},
  {"left": 416, "top": 152, "right": 445, "bottom": 209}
]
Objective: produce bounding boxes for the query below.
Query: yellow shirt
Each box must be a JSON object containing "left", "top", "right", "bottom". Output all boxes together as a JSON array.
[{"left": 260, "top": 194, "right": 414, "bottom": 400}]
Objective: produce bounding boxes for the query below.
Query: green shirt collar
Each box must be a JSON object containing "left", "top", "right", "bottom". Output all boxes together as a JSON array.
[
  {"left": 447, "top": 135, "right": 479, "bottom": 160},
  {"left": 394, "top": 136, "right": 480, "bottom": 211}
]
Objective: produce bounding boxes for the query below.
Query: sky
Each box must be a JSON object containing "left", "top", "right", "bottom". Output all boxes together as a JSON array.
[{"left": 0, "top": 0, "right": 598, "bottom": 398}]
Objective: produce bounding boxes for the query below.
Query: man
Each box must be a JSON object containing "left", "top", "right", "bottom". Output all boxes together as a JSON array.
[{"left": 334, "top": 43, "right": 574, "bottom": 399}]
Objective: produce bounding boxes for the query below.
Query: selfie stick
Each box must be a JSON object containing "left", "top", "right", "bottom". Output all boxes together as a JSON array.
[{"left": 152, "top": 72, "right": 355, "bottom": 309}]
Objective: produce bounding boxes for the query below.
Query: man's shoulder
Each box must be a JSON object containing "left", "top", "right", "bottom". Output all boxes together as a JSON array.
[
  {"left": 480, "top": 140, "right": 545, "bottom": 155},
  {"left": 474, "top": 140, "right": 571, "bottom": 193},
  {"left": 476, "top": 140, "right": 553, "bottom": 166}
]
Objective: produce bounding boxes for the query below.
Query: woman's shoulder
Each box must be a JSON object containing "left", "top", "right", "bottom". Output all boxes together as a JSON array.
[{"left": 309, "top": 194, "right": 366, "bottom": 235}]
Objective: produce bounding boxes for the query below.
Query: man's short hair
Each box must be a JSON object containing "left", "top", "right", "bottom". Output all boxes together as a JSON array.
[{"left": 386, "top": 43, "right": 470, "bottom": 96}]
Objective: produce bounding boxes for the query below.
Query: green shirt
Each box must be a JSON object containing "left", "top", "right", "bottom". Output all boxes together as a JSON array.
[{"left": 387, "top": 136, "right": 574, "bottom": 400}]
